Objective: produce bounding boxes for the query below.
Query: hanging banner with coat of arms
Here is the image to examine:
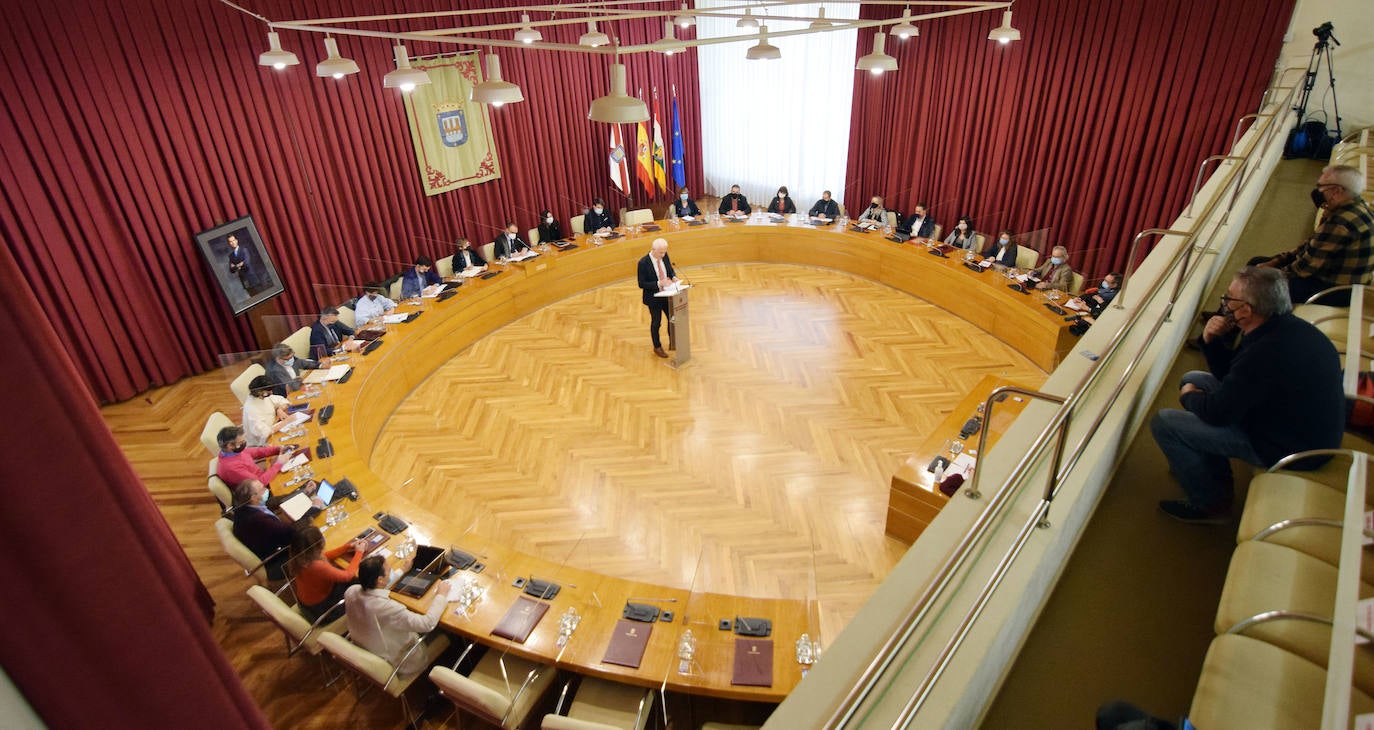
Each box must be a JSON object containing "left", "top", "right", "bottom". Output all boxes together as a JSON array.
[{"left": 402, "top": 53, "right": 501, "bottom": 196}]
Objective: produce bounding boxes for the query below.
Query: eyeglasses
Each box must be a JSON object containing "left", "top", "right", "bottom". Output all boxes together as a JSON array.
[
  {"left": 1316, "top": 182, "right": 1342, "bottom": 190},
  {"left": 1219, "top": 295, "right": 1249, "bottom": 306}
]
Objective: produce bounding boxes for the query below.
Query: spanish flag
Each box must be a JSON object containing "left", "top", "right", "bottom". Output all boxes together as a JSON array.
[{"left": 635, "top": 101, "right": 654, "bottom": 196}]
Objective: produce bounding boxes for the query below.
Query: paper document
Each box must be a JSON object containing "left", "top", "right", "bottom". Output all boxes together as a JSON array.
[
  {"left": 681, "top": 215, "right": 695, "bottom": 221},
  {"left": 303, "top": 364, "right": 351, "bottom": 383},
  {"left": 950, "top": 453, "right": 977, "bottom": 475},
  {"left": 1357, "top": 596, "right": 1374, "bottom": 644},
  {"left": 379, "top": 313, "right": 408, "bottom": 325},
  {"left": 458, "top": 266, "right": 487, "bottom": 278},
  {"left": 1015, "top": 273, "right": 1032, "bottom": 283},
  {"left": 654, "top": 282, "right": 692, "bottom": 297},
  {"left": 508, "top": 249, "right": 539, "bottom": 262},
  {"left": 283, "top": 452, "right": 311, "bottom": 471},
  {"left": 979, "top": 259, "right": 994, "bottom": 268},
  {"left": 1064, "top": 298, "right": 1088, "bottom": 312},
  {"left": 281, "top": 411, "right": 311, "bottom": 428},
  {"left": 421, "top": 284, "right": 445, "bottom": 298},
  {"left": 279, "top": 492, "right": 313, "bottom": 521}
]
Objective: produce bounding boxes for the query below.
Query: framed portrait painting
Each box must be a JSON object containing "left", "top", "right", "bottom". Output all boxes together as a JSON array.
[{"left": 193, "top": 215, "right": 285, "bottom": 315}]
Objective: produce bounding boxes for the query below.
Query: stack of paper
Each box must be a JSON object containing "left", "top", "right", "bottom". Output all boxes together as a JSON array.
[
  {"left": 303, "top": 364, "right": 351, "bottom": 383},
  {"left": 381, "top": 313, "right": 410, "bottom": 324},
  {"left": 279, "top": 492, "right": 313, "bottom": 521}
]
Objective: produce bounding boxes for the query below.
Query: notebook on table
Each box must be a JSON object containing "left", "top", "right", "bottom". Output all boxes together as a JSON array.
[
  {"left": 491, "top": 596, "right": 549, "bottom": 644},
  {"left": 731, "top": 638, "right": 774, "bottom": 687},
  {"left": 602, "top": 619, "right": 652, "bottom": 668}
]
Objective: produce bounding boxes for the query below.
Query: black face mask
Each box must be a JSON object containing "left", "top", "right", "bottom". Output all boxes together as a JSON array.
[
  {"left": 869, "top": 203, "right": 879, "bottom": 209},
  {"left": 1311, "top": 187, "right": 1326, "bottom": 209},
  {"left": 232, "top": 442, "right": 248, "bottom": 453}
]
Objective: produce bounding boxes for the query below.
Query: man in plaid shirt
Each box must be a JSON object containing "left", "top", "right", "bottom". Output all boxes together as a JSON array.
[{"left": 1251, "top": 164, "right": 1374, "bottom": 306}]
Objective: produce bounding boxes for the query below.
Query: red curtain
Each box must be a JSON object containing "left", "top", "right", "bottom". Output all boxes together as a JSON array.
[
  {"left": 0, "top": 239, "right": 268, "bottom": 726},
  {"left": 845, "top": 0, "right": 1294, "bottom": 280},
  {"left": 0, "top": 0, "right": 703, "bottom": 403}
]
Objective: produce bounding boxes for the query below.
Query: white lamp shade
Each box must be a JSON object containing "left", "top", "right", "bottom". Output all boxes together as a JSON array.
[
  {"left": 736, "top": 8, "right": 758, "bottom": 29},
  {"left": 675, "top": 3, "right": 695, "bottom": 28},
  {"left": 469, "top": 53, "right": 523, "bottom": 105},
  {"left": 514, "top": 13, "right": 542, "bottom": 44},
  {"left": 893, "top": 9, "right": 919, "bottom": 39},
  {"left": 580, "top": 20, "right": 610, "bottom": 47},
  {"left": 988, "top": 10, "right": 1021, "bottom": 43},
  {"left": 258, "top": 31, "right": 299, "bottom": 69},
  {"left": 745, "top": 27, "right": 780, "bottom": 60},
  {"left": 587, "top": 64, "right": 648, "bottom": 124},
  {"left": 810, "top": 8, "right": 833, "bottom": 29},
  {"left": 315, "top": 37, "right": 359, "bottom": 78},
  {"left": 382, "top": 44, "right": 431, "bottom": 90},
  {"left": 652, "top": 21, "right": 684, "bottom": 55},
  {"left": 856, "top": 32, "right": 898, "bottom": 74}
]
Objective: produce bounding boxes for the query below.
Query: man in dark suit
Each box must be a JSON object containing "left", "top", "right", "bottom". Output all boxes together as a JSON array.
[
  {"left": 718, "top": 184, "right": 751, "bottom": 216},
  {"left": 808, "top": 190, "right": 840, "bottom": 221},
  {"left": 308, "top": 305, "right": 358, "bottom": 356},
  {"left": 584, "top": 197, "right": 616, "bottom": 234},
  {"left": 493, "top": 222, "right": 532, "bottom": 260},
  {"left": 229, "top": 478, "right": 302, "bottom": 580},
  {"left": 983, "top": 230, "right": 1019, "bottom": 268},
  {"left": 400, "top": 256, "right": 442, "bottom": 299},
  {"left": 264, "top": 343, "right": 323, "bottom": 397},
  {"left": 453, "top": 237, "right": 487, "bottom": 271},
  {"left": 637, "top": 238, "right": 679, "bottom": 358},
  {"left": 898, "top": 202, "right": 935, "bottom": 240}
]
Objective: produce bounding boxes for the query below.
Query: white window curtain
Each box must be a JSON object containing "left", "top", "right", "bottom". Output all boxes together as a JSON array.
[{"left": 696, "top": 1, "right": 859, "bottom": 207}]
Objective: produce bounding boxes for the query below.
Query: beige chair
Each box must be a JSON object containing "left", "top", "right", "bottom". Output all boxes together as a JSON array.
[
  {"left": 437, "top": 254, "right": 456, "bottom": 279},
  {"left": 318, "top": 632, "right": 451, "bottom": 726},
  {"left": 930, "top": 223, "right": 942, "bottom": 242},
  {"left": 1015, "top": 247, "right": 1040, "bottom": 270},
  {"left": 389, "top": 278, "right": 404, "bottom": 301},
  {"left": 571, "top": 215, "right": 586, "bottom": 235},
  {"left": 542, "top": 676, "right": 654, "bottom": 730},
  {"left": 282, "top": 326, "right": 312, "bottom": 360},
  {"left": 1214, "top": 540, "right": 1374, "bottom": 695},
  {"left": 246, "top": 584, "right": 348, "bottom": 683},
  {"left": 214, "top": 517, "right": 288, "bottom": 584},
  {"left": 337, "top": 305, "right": 357, "bottom": 330},
  {"left": 624, "top": 208, "right": 654, "bottom": 226},
  {"left": 884, "top": 211, "right": 898, "bottom": 229},
  {"left": 1069, "top": 272, "right": 1084, "bottom": 296},
  {"left": 208, "top": 474, "right": 233, "bottom": 513},
  {"left": 229, "top": 363, "right": 265, "bottom": 405},
  {"left": 482, "top": 242, "right": 497, "bottom": 263},
  {"left": 528, "top": 228, "right": 541, "bottom": 246},
  {"left": 429, "top": 647, "right": 555, "bottom": 729},
  {"left": 1189, "top": 633, "right": 1374, "bottom": 730},
  {"left": 1238, "top": 471, "right": 1374, "bottom": 582},
  {"left": 200, "top": 411, "right": 234, "bottom": 455},
  {"left": 973, "top": 233, "right": 986, "bottom": 253}
]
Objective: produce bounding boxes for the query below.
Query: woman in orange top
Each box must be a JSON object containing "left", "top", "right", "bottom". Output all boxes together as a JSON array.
[{"left": 289, "top": 524, "right": 365, "bottom": 622}]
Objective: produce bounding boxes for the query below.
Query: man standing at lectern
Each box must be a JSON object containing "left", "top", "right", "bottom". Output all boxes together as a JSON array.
[{"left": 638, "top": 238, "right": 680, "bottom": 358}]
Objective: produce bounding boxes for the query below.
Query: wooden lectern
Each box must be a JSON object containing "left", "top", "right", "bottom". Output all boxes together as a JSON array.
[{"left": 658, "top": 285, "right": 691, "bottom": 367}]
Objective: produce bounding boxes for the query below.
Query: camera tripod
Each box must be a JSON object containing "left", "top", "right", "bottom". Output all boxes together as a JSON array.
[{"left": 1285, "top": 23, "right": 1342, "bottom": 159}]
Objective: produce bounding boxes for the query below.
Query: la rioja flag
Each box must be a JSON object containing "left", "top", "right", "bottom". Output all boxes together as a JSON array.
[{"left": 608, "top": 125, "right": 630, "bottom": 193}]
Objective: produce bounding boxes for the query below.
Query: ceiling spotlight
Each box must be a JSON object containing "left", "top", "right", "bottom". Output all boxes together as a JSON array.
[
  {"left": 652, "top": 21, "right": 685, "bottom": 55},
  {"left": 469, "top": 52, "right": 523, "bottom": 106},
  {"left": 674, "top": 3, "right": 695, "bottom": 28},
  {"left": 745, "top": 26, "right": 780, "bottom": 61},
  {"left": 856, "top": 32, "right": 898, "bottom": 75},
  {"left": 382, "top": 43, "right": 431, "bottom": 92},
  {"left": 588, "top": 63, "right": 649, "bottom": 124},
  {"left": 514, "top": 13, "right": 542, "bottom": 44},
  {"left": 736, "top": 8, "right": 759, "bottom": 29},
  {"left": 315, "top": 37, "right": 359, "bottom": 79},
  {"left": 988, "top": 9, "right": 1021, "bottom": 44},
  {"left": 257, "top": 30, "right": 299, "bottom": 70},
  {"left": 892, "top": 8, "right": 919, "bottom": 39},
  {"left": 810, "top": 8, "right": 833, "bottom": 29},
  {"left": 580, "top": 20, "right": 611, "bottom": 47}
]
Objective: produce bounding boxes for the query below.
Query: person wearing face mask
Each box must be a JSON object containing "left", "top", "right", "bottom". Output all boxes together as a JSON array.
[
  {"left": 493, "top": 221, "right": 532, "bottom": 260},
  {"left": 263, "top": 342, "right": 324, "bottom": 397},
  {"left": 354, "top": 284, "right": 396, "bottom": 328},
  {"left": 943, "top": 215, "right": 977, "bottom": 250},
  {"left": 767, "top": 186, "right": 796, "bottom": 216},
  {"left": 718, "top": 184, "right": 751, "bottom": 217},
  {"left": 216, "top": 425, "right": 294, "bottom": 489},
  {"left": 585, "top": 197, "right": 616, "bottom": 234},
  {"left": 1030, "top": 245, "right": 1074, "bottom": 291},
  {"left": 983, "top": 229, "right": 1019, "bottom": 268},
  {"left": 230, "top": 477, "right": 295, "bottom": 580},
  {"left": 808, "top": 190, "right": 840, "bottom": 222},
  {"left": 1149, "top": 267, "right": 1344, "bottom": 523},
  {"left": 452, "top": 238, "right": 487, "bottom": 272},
  {"left": 670, "top": 187, "right": 701, "bottom": 218},
  {"left": 1247, "top": 164, "right": 1374, "bottom": 306},
  {"left": 309, "top": 305, "right": 361, "bottom": 356},
  {"left": 400, "top": 255, "right": 442, "bottom": 299},
  {"left": 1066, "top": 272, "right": 1121, "bottom": 334},
  {"left": 537, "top": 209, "right": 566, "bottom": 244},
  {"left": 856, "top": 195, "right": 888, "bottom": 229},
  {"left": 898, "top": 203, "right": 936, "bottom": 241},
  {"left": 241, "top": 375, "right": 290, "bottom": 448}
]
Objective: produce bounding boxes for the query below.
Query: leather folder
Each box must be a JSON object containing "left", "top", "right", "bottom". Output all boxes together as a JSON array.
[
  {"left": 491, "top": 597, "right": 548, "bottom": 644},
  {"left": 601, "top": 619, "right": 652, "bottom": 668},
  {"left": 731, "top": 638, "right": 773, "bottom": 687}
]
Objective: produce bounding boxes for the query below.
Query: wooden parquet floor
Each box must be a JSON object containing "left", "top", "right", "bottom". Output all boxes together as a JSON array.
[
  {"left": 101, "top": 262, "right": 1043, "bottom": 727},
  {"left": 372, "top": 263, "right": 1046, "bottom": 641}
]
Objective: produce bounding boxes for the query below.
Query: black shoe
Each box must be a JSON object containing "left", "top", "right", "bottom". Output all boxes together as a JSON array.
[{"left": 1158, "top": 499, "right": 1229, "bottom": 524}]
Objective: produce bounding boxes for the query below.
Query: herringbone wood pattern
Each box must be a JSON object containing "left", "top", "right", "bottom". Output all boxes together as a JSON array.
[
  {"left": 372, "top": 263, "right": 1045, "bottom": 640},
  {"left": 102, "top": 262, "right": 1043, "bottom": 727}
]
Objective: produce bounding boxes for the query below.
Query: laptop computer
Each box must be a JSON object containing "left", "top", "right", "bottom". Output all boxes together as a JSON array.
[{"left": 390, "top": 545, "right": 452, "bottom": 598}]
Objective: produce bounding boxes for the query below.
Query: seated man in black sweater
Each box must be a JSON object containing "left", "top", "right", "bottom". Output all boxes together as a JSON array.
[{"left": 1149, "top": 267, "right": 1345, "bottom": 523}]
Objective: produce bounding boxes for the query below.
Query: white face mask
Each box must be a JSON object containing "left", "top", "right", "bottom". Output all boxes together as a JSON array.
[
  {"left": 957, "top": 222, "right": 967, "bottom": 231},
  {"left": 507, "top": 232, "right": 515, "bottom": 240},
  {"left": 593, "top": 206, "right": 603, "bottom": 213},
  {"left": 680, "top": 194, "right": 688, "bottom": 201},
  {"left": 545, "top": 216, "right": 553, "bottom": 224},
  {"left": 778, "top": 192, "right": 786, "bottom": 198},
  {"left": 999, "top": 238, "right": 1009, "bottom": 245}
]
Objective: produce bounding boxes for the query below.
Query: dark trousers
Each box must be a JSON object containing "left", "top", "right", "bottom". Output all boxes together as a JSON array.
[
  {"left": 1245, "top": 254, "right": 1346, "bottom": 306},
  {"left": 646, "top": 298, "right": 670, "bottom": 348}
]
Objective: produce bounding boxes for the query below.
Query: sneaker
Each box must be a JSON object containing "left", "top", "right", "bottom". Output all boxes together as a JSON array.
[{"left": 1158, "top": 499, "right": 1229, "bottom": 525}]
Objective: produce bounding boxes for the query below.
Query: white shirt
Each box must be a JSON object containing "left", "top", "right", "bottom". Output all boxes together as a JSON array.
[
  {"left": 355, "top": 294, "right": 396, "bottom": 326},
  {"left": 241, "top": 394, "right": 288, "bottom": 447},
  {"left": 343, "top": 585, "right": 447, "bottom": 676}
]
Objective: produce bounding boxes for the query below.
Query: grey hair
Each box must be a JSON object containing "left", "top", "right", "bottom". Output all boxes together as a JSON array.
[
  {"left": 271, "top": 343, "right": 295, "bottom": 360},
  {"left": 1234, "top": 266, "right": 1291, "bottom": 318},
  {"left": 1324, "top": 165, "right": 1366, "bottom": 197},
  {"left": 1052, "top": 245, "right": 1068, "bottom": 258}
]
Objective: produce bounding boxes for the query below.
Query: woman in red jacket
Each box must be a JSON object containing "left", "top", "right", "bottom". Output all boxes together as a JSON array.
[{"left": 289, "top": 524, "right": 365, "bottom": 622}]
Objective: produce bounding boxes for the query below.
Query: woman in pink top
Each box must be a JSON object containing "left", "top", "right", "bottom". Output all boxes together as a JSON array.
[{"left": 288, "top": 524, "right": 365, "bottom": 622}]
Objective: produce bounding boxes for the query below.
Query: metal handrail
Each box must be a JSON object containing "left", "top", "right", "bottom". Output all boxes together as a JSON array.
[
  {"left": 1114, "top": 229, "right": 1192, "bottom": 310},
  {"left": 963, "top": 386, "right": 1066, "bottom": 500},
  {"left": 823, "top": 69, "right": 1307, "bottom": 729},
  {"left": 1225, "top": 610, "right": 1374, "bottom": 644}
]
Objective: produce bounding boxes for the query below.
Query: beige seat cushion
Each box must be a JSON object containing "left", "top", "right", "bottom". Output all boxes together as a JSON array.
[
  {"left": 432, "top": 651, "right": 554, "bottom": 729},
  {"left": 436, "top": 254, "right": 456, "bottom": 279},
  {"left": 1215, "top": 541, "right": 1374, "bottom": 695},
  {"left": 318, "top": 632, "right": 450, "bottom": 697},
  {"left": 1239, "top": 473, "right": 1374, "bottom": 583},
  {"left": 200, "top": 412, "right": 234, "bottom": 455},
  {"left": 624, "top": 208, "right": 653, "bottom": 226},
  {"left": 1190, "top": 634, "right": 1374, "bottom": 730},
  {"left": 229, "top": 363, "right": 265, "bottom": 405},
  {"left": 281, "top": 326, "right": 312, "bottom": 360},
  {"left": 246, "top": 584, "right": 345, "bottom": 655},
  {"left": 215, "top": 517, "right": 262, "bottom": 576},
  {"left": 553, "top": 677, "right": 653, "bottom": 730},
  {"left": 570, "top": 215, "right": 585, "bottom": 235},
  {"left": 337, "top": 306, "right": 356, "bottom": 330}
]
